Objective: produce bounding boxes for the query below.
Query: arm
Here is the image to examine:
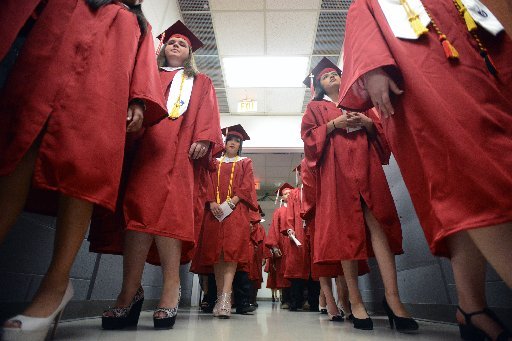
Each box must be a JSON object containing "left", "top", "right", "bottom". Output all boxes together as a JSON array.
[{"left": 232, "top": 159, "right": 258, "bottom": 211}]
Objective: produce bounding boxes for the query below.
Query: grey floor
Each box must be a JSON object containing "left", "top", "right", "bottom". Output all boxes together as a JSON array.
[{"left": 54, "top": 302, "right": 461, "bottom": 340}]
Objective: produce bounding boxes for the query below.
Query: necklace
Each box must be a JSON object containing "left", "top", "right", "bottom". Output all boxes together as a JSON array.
[{"left": 216, "top": 155, "right": 239, "bottom": 204}]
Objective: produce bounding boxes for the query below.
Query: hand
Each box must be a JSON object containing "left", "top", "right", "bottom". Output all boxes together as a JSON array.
[
  {"left": 272, "top": 247, "right": 282, "bottom": 258},
  {"left": 363, "top": 67, "right": 403, "bottom": 118},
  {"left": 189, "top": 140, "right": 211, "bottom": 159},
  {"left": 346, "top": 112, "right": 373, "bottom": 129},
  {"left": 332, "top": 112, "right": 349, "bottom": 129},
  {"left": 209, "top": 202, "right": 223, "bottom": 218},
  {"left": 230, "top": 196, "right": 240, "bottom": 205},
  {"left": 127, "top": 102, "right": 145, "bottom": 132}
]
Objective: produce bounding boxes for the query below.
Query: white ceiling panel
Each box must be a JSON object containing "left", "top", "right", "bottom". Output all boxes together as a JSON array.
[
  {"left": 212, "top": 12, "right": 265, "bottom": 55},
  {"left": 265, "top": 88, "right": 306, "bottom": 113},
  {"left": 266, "top": 11, "right": 317, "bottom": 55},
  {"left": 266, "top": 0, "right": 321, "bottom": 10},
  {"left": 210, "top": 0, "right": 264, "bottom": 11}
]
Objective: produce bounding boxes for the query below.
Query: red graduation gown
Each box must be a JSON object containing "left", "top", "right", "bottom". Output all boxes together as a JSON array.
[
  {"left": 281, "top": 188, "right": 311, "bottom": 280},
  {"left": 88, "top": 70, "right": 223, "bottom": 264},
  {"left": 301, "top": 100, "right": 403, "bottom": 263},
  {"left": 0, "top": 0, "right": 167, "bottom": 211},
  {"left": 339, "top": 0, "right": 512, "bottom": 257},
  {"left": 265, "top": 207, "right": 292, "bottom": 289},
  {"left": 193, "top": 157, "right": 259, "bottom": 266},
  {"left": 249, "top": 223, "right": 265, "bottom": 285}
]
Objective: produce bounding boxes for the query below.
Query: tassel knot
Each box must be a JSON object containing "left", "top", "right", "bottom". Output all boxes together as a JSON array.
[{"left": 439, "top": 34, "right": 459, "bottom": 59}]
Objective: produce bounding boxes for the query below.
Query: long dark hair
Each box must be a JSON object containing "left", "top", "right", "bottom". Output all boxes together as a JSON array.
[
  {"left": 86, "top": 0, "right": 147, "bottom": 36},
  {"left": 157, "top": 43, "right": 199, "bottom": 78}
]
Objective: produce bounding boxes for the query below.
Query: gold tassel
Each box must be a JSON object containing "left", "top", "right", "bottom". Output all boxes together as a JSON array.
[
  {"left": 400, "top": 0, "right": 429, "bottom": 37},
  {"left": 167, "top": 73, "right": 186, "bottom": 120},
  {"left": 455, "top": 0, "right": 478, "bottom": 32}
]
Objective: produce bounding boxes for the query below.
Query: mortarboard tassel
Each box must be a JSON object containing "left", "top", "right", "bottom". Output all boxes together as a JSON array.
[
  {"left": 309, "top": 73, "right": 314, "bottom": 100},
  {"left": 454, "top": 0, "right": 478, "bottom": 32},
  {"left": 156, "top": 32, "right": 166, "bottom": 56}
]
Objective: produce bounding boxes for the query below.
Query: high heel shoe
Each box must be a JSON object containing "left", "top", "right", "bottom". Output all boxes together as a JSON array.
[
  {"left": 327, "top": 308, "right": 344, "bottom": 322},
  {"left": 383, "top": 298, "right": 419, "bottom": 332},
  {"left": 2, "top": 282, "right": 74, "bottom": 341},
  {"left": 217, "top": 292, "right": 232, "bottom": 319},
  {"left": 102, "top": 286, "right": 144, "bottom": 330},
  {"left": 153, "top": 286, "right": 181, "bottom": 329},
  {"left": 319, "top": 306, "right": 328, "bottom": 315},
  {"left": 352, "top": 315, "right": 373, "bottom": 330},
  {"left": 458, "top": 306, "right": 512, "bottom": 341}
]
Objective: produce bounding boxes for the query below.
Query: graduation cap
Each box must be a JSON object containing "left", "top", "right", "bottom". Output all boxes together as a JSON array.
[
  {"left": 303, "top": 57, "right": 342, "bottom": 99},
  {"left": 274, "top": 182, "right": 294, "bottom": 204},
  {"left": 156, "top": 20, "right": 204, "bottom": 55},
  {"left": 222, "top": 124, "right": 250, "bottom": 141}
]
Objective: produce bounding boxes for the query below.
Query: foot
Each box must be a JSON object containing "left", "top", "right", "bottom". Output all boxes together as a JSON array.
[
  {"left": 351, "top": 302, "right": 369, "bottom": 320},
  {"left": 456, "top": 306, "right": 511, "bottom": 341},
  {"left": 384, "top": 293, "right": 411, "bottom": 318},
  {"left": 103, "top": 285, "right": 142, "bottom": 318},
  {"left": 326, "top": 301, "right": 340, "bottom": 316},
  {"left": 154, "top": 282, "right": 180, "bottom": 319},
  {"left": 3, "top": 277, "right": 69, "bottom": 328}
]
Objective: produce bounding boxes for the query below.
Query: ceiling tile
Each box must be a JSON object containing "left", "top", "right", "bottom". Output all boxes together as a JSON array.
[
  {"left": 266, "top": 0, "right": 321, "bottom": 10},
  {"left": 212, "top": 12, "right": 265, "bottom": 55},
  {"left": 210, "top": 0, "right": 264, "bottom": 11},
  {"left": 266, "top": 11, "right": 317, "bottom": 55},
  {"left": 265, "top": 88, "right": 306, "bottom": 114}
]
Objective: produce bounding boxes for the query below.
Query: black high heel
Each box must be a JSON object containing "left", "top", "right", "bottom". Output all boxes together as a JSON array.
[
  {"left": 458, "top": 306, "right": 512, "bottom": 341},
  {"left": 382, "top": 298, "right": 419, "bottom": 332},
  {"left": 153, "top": 286, "right": 181, "bottom": 329},
  {"left": 102, "top": 286, "right": 144, "bottom": 330},
  {"left": 352, "top": 315, "right": 373, "bottom": 330}
]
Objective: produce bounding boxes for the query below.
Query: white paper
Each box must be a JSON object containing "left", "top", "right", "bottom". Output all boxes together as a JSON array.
[
  {"left": 215, "top": 201, "right": 233, "bottom": 222},
  {"left": 288, "top": 230, "right": 302, "bottom": 247},
  {"left": 346, "top": 126, "right": 362, "bottom": 133}
]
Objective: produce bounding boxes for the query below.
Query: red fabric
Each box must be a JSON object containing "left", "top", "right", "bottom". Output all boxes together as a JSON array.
[
  {"left": 281, "top": 188, "right": 311, "bottom": 280},
  {"left": 316, "top": 67, "right": 337, "bottom": 82},
  {"left": 339, "top": 0, "right": 512, "bottom": 257},
  {"left": 301, "top": 100, "right": 403, "bottom": 263},
  {"left": 248, "top": 223, "right": 265, "bottom": 281},
  {"left": 170, "top": 34, "right": 191, "bottom": 47},
  {"left": 0, "top": 0, "right": 167, "bottom": 212},
  {"left": 88, "top": 71, "right": 223, "bottom": 265},
  {"left": 192, "top": 158, "right": 259, "bottom": 267},
  {"left": 264, "top": 207, "right": 291, "bottom": 289}
]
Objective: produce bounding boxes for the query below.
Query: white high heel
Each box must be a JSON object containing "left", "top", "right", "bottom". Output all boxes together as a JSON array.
[{"left": 2, "top": 282, "right": 74, "bottom": 341}]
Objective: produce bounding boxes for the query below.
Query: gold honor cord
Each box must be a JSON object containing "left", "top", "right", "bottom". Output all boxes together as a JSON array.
[
  {"left": 168, "top": 72, "right": 186, "bottom": 120},
  {"left": 399, "top": 0, "right": 429, "bottom": 37},
  {"left": 216, "top": 155, "right": 239, "bottom": 204}
]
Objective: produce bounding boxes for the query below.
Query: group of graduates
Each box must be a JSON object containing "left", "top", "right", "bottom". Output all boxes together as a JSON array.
[{"left": 1, "top": 0, "right": 512, "bottom": 341}]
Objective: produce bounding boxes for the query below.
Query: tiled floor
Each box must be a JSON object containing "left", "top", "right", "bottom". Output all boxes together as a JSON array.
[{"left": 55, "top": 302, "right": 461, "bottom": 340}]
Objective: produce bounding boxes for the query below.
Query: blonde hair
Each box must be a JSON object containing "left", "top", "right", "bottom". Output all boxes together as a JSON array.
[{"left": 157, "top": 43, "right": 199, "bottom": 78}]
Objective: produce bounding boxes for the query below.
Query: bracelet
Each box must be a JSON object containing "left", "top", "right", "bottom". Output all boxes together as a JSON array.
[{"left": 332, "top": 121, "right": 337, "bottom": 129}]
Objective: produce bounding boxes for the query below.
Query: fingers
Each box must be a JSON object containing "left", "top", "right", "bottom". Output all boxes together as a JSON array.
[
  {"left": 381, "top": 89, "right": 394, "bottom": 117},
  {"left": 127, "top": 106, "right": 144, "bottom": 132},
  {"left": 189, "top": 143, "right": 208, "bottom": 159},
  {"left": 389, "top": 78, "right": 403, "bottom": 96},
  {"left": 127, "top": 107, "right": 133, "bottom": 121}
]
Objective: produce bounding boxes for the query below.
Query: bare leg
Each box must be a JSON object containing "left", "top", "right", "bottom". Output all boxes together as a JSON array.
[
  {"left": 336, "top": 275, "right": 352, "bottom": 315},
  {"left": 5, "top": 195, "right": 93, "bottom": 327},
  {"left": 319, "top": 277, "right": 338, "bottom": 315},
  {"left": 363, "top": 203, "right": 410, "bottom": 317},
  {"left": 319, "top": 287, "right": 327, "bottom": 308},
  {"left": 448, "top": 232, "right": 511, "bottom": 341},
  {"left": 341, "top": 260, "right": 369, "bottom": 319},
  {"left": 154, "top": 236, "right": 182, "bottom": 314},
  {"left": 0, "top": 143, "right": 39, "bottom": 244},
  {"left": 467, "top": 222, "right": 512, "bottom": 288}
]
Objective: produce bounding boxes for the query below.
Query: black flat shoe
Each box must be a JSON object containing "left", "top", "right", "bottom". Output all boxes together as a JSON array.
[
  {"left": 383, "top": 298, "right": 419, "bottom": 332},
  {"left": 102, "top": 286, "right": 144, "bottom": 330},
  {"left": 458, "top": 306, "right": 512, "bottom": 341},
  {"left": 352, "top": 315, "right": 373, "bottom": 330},
  {"left": 320, "top": 307, "right": 328, "bottom": 315}
]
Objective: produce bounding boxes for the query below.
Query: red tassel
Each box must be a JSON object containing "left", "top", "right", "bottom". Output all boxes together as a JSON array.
[{"left": 439, "top": 35, "right": 459, "bottom": 59}]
